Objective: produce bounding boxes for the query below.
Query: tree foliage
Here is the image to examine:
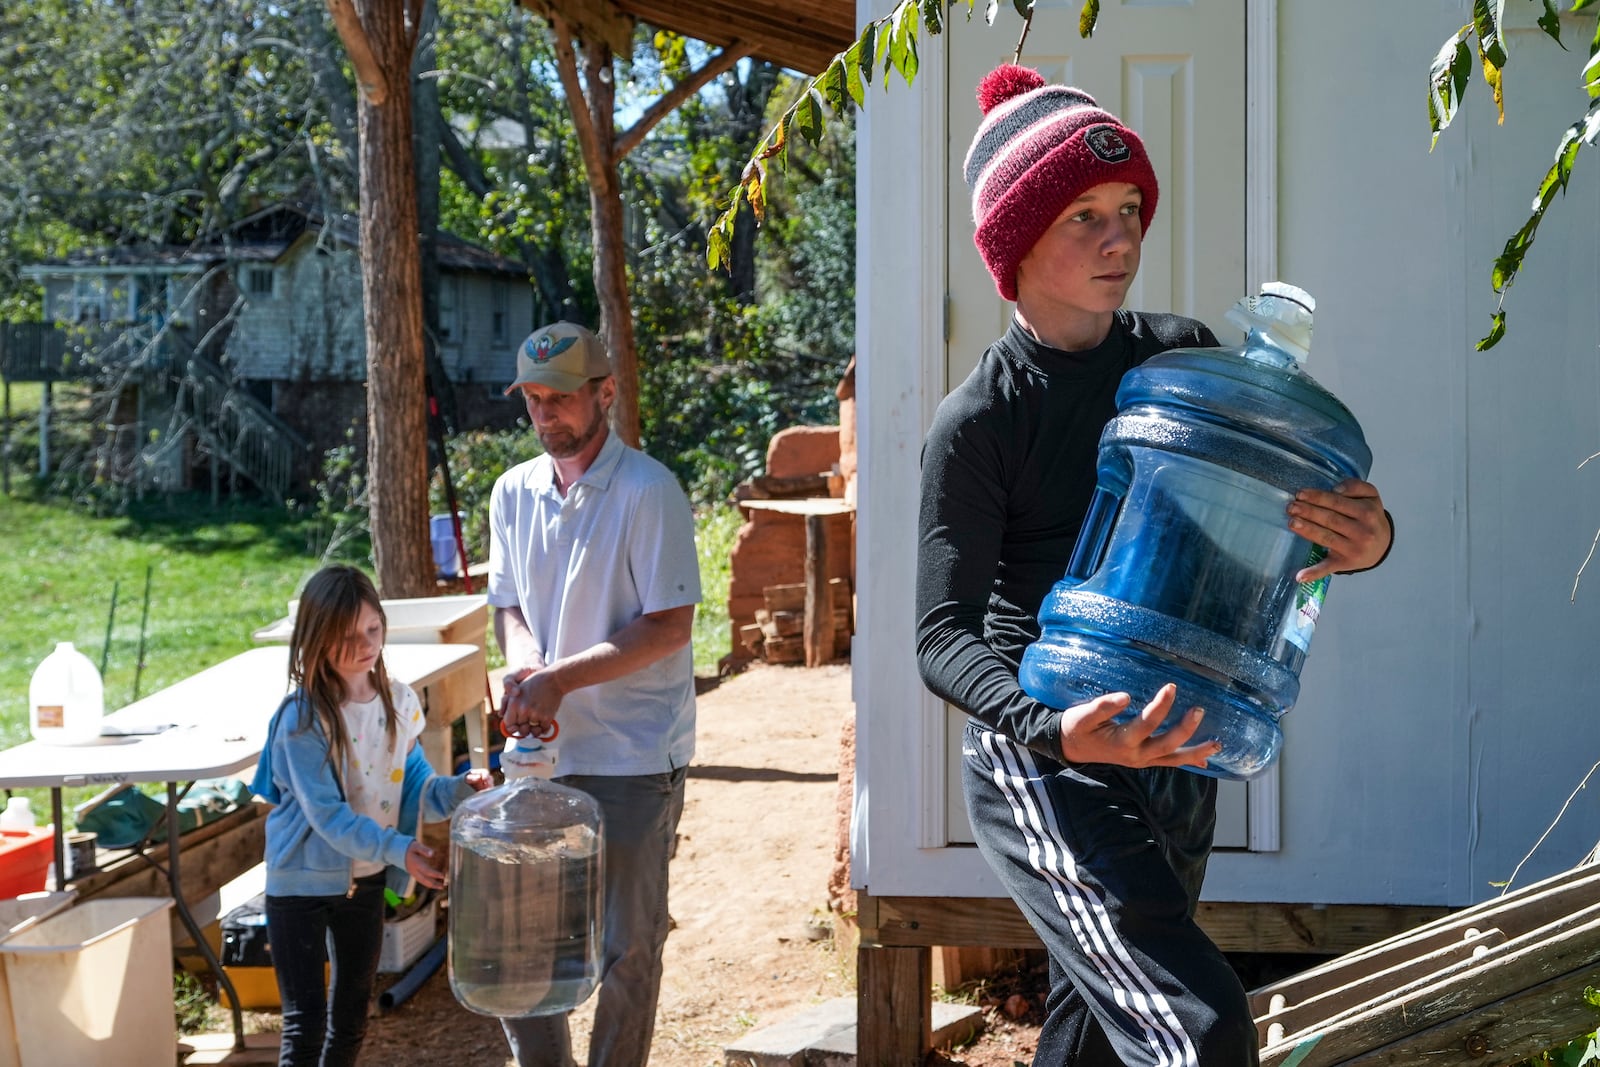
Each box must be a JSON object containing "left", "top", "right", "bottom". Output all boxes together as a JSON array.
[{"left": 1429, "top": 0, "right": 1600, "bottom": 350}]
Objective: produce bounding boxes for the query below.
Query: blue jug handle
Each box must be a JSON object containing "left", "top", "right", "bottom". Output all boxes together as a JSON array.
[{"left": 1064, "top": 486, "right": 1121, "bottom": 583}]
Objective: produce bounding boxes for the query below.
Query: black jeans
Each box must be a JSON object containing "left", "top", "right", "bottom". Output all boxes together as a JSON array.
[{"left": 266, "top": 872, "right": 386, "bottom": 1067}]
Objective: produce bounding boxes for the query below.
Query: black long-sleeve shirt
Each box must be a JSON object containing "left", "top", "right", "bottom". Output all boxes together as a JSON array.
[{"left": 915, "top": 312, "right": 1218, "bottom": 761}]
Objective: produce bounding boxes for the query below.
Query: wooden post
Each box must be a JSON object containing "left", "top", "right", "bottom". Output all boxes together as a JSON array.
[
  {"left": 3, "top": 377, "right": 11, "bottom": 494},
  {"left": 803, "top": 512, "right": 834, "bottom": 667},
  {"left": 858, "top": 944, "right": 932, "bottom": 1065}
]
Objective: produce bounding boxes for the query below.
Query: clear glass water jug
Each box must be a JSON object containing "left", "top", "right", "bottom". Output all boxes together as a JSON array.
[
  {"left": 1018, "top": 284, "right": 1372, "bottom": 780},
  {"left": 448, "top": 776, "right": 604, "bottom": 1017}
]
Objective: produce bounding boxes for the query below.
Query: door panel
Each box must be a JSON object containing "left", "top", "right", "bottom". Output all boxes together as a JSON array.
[{"left": 940, "top": 0, "right": 1249, "bottom": 848}]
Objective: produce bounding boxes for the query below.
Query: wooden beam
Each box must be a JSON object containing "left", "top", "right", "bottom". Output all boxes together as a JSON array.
[
  {"left": 862, "top": 894, "right": 1450, "bottom": 956},
  {"left": 858, "top": 944, "right": 931, "bottom": 1066},
  {"left": 325, "top": 0, "right": 388, "bottom": 105},
  {"left": 1340, "top": 960, "right": 1600, "bottom": 1067},
  {"left": 803, "top": 512, "right": 834, "bottom": 667},
  {"left": 71, "top": 804, "right": 266, "bottom": 911}
]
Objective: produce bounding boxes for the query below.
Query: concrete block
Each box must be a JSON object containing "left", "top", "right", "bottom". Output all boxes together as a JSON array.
[{"left": 725, "top": 997, "right": 985, "bottom": 1067}]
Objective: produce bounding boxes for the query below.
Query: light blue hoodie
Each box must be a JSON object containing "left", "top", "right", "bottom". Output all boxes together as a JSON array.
[{"left": 252, "top": 691, "right": 474, "bottom": 898}]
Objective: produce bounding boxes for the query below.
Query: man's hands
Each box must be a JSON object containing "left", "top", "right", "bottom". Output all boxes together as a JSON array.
[
  {"left": 1058, "top": 684, "right": 1220, "bottom": 769},
  {"left": 501, "top": 662, "right": 563, "bottom": 741},
  {"left": 1289, "top": 478, "right": 1391, "bottom": 581}
]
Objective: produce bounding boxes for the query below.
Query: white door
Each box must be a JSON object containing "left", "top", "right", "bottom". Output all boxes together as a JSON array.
[{"left": 940, "top": 0, "right": 1251, "bottom": 847}]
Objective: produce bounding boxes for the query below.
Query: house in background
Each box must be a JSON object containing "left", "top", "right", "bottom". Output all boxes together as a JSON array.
[{"left": 8, "top": 203, "right": 535, "bottom": 495}]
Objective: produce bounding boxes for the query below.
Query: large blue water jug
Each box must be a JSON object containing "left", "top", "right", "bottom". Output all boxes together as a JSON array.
[{"left": 1018, "top": 283, "right": 1371, "bottom": 780}]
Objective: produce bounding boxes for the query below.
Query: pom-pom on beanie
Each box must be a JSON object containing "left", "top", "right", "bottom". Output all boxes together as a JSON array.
[{"left": 964, "top": 65, "right": 1159, "bottom": 301}]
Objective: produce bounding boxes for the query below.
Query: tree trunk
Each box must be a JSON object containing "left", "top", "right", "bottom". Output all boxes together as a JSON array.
[
  {"left": 580, "top": 36, "right": 640, "bottom": 448},
  {"left": 340, "top": 1, "right": 433, "bottom": 598}
]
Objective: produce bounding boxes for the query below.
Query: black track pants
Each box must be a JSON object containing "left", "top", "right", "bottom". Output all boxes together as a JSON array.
[{"left": 962, "top": 720, "right": 1259, "bottom": 1067}]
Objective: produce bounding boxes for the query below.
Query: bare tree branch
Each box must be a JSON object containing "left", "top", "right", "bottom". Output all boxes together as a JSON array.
[
  {"left": 325, "top": 0, "right": 388, "bottom": 104},
  {"left": 615, "top": 44, "right": 750, "bottom": 160}
]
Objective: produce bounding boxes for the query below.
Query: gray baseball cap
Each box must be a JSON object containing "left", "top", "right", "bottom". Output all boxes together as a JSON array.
[{"left": 504, "top": 321, "right": 613, "bottom": 395}]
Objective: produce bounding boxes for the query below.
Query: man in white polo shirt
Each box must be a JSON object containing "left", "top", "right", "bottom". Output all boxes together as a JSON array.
[{"left": 488, "top": 320, "right": 701, "bottom": 1067}]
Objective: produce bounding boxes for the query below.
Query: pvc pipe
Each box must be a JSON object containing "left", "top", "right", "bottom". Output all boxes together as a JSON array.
[{"left": 377, "top": 936, "right": 446, "bottom": 1013}]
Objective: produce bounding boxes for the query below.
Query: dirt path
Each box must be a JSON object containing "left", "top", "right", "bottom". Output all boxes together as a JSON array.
[{"left": 358, "top": 661, "right": 856, "bottom": 1066}]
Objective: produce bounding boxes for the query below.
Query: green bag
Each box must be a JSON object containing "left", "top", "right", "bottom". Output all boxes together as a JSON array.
[{"left": 75, "top": 778, "right": 250, "bottom": 849}]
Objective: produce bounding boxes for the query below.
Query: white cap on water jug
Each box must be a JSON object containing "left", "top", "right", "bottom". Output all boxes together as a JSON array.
[{"left": 1226, "top": 281, "right": 1315, "bottom": 367}]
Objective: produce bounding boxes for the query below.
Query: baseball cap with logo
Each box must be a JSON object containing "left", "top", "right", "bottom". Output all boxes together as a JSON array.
[{"left": 503, "top": 321, "right": 613, "bottom": 395}]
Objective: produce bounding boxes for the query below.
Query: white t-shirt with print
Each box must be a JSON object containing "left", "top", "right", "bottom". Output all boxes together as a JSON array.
[{"left": 341, "top": 680, "right": 425, "bottom": 877}]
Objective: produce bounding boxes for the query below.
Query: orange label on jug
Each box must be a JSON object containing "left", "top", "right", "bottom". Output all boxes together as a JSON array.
[{"left": 35, "top": 705, "right": 64, "bottom": 728}]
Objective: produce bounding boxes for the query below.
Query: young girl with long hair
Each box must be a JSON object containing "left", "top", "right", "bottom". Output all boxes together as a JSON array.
[{"left": 252, "top": 565, "right": 489, "bottom": 1067}]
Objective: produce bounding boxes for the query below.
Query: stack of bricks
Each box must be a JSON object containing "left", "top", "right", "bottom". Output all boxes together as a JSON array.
[{"left": 739, "top": 579, "right": 854, "bottom": 664}]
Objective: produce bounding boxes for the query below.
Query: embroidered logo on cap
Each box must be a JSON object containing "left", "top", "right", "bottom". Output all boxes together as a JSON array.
[
  {"left": 1084, "top": 125, "right": 1132, "bottom": 164},
  {"left": 526, "top": 332, "right": 576, "bottom": 364}
]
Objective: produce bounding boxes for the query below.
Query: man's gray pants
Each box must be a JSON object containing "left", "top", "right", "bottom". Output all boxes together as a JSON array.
[{"left": 501, "top": 767, "right": 687, "bottom": 1067}]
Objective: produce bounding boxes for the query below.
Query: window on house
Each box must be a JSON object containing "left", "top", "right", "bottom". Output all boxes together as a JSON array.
[
  {"left": 71, "top": 277, "right": 110, "bottom": 323},
  {"left": 492, "top": 282, "right": 508, "bottom": 344},
  {"left": 246, "top": 267, "right": 275, "bottom": 298},
  {"left": 439, "top": 276, "right": 459, "bottom": 341}
]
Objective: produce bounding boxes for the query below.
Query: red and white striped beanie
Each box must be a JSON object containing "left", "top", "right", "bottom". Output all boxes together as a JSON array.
[{"left": 964, "top": 64, "right": 1159, "bottom": 301}]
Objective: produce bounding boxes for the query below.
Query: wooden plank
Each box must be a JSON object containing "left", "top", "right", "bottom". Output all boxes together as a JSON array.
[
  {"left": 1340, "top": 959, "right": 1600, "bottom": 1067},
  {"left": 1249, "top": 864, "right": 1600, "bottom": 1012},
  {"left": 866, "top": 895, "right": 1449, "bottom": 956},
  {"left": 1196, "top": 900, "right": 1451, "bottom": 955},
  {"left": 1256, "top": 927, "right": 1507, "bottom": 1044},
  {"left": 765, "top": 583, "right": 805, "bottom": 612},
  {"left": 858, "top": 945, "right": 932, "bottom": 1065},
  {"left": 73, "top": 803, "right": 266, "bottom": 910},
  {"left": 804, "top": 512, "right": 833, "bottom": 667},
  {"left": 1260, "top": 910, "right": 1600, "bottom": 1067}
]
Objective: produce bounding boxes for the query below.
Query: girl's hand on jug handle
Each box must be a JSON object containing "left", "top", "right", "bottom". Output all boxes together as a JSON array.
[
  {"left": 1288, "top": 478, "right": 1392, "bottom": 581},
  {"left": 1057, "top": 684, "right": 1220, "bottom": 770},
  {"left": 406, "top": 842, "right": 447, "bottom": 890}
]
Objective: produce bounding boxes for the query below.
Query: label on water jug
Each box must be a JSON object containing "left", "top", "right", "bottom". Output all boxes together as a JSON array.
[
  {"left": 1286, "top": 545, "right": 1330, "bottom": 654},
  {"left": 35, "top": 705, "right": 64, "bottom": 729}
]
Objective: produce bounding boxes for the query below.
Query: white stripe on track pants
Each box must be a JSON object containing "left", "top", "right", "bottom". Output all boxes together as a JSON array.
[{"left": 961, "top": 719, "right": 1259, "bottom": 1067}]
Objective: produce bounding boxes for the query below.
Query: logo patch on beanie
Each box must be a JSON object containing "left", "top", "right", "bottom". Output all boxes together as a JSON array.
[{"left": 1084, "top": 125, "right": 1132, "bottom": 164}]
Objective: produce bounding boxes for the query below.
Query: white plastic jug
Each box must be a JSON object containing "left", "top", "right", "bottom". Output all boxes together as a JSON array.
[
  {"left": 0, "top": 796, "right": 35, "bottom": 831},
  {"left": 29, "top": 642, "right": 105, "bottom": 745}
]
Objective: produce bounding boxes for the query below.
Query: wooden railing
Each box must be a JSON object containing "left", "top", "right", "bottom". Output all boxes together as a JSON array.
[
  {"left": 0, "top": 321, "right": 180, "bottom": 382},
  {"left": 176, "top": 354, "right": 307, "bottom": 501}
]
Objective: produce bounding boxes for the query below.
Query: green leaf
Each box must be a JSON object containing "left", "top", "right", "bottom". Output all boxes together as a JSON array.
[
  {"left": 890, "top": 2, "right": 920, "bottom": 85},
  {"left": 1428, "top": 29, "right": 1474, "bottom": 145},
  {"left": 1538, "top": 0, "right": 1564, "bottom": 43},
  {"left": 920, "top": 0, "right": 945, "bottom": 35},
  {"left": 1583, "top": 49, "right": 1600, "bottom": 95},
  {"left": 1473, "top": 0, "right": 1507, "bottom": 69},
  {"left": 794, "top": 87, "right": 826, "bottom": 144},
  {"left": 1079, "top": 0, "right": 1100, "bottom": 38},
  {"left": 1013, "top": 0, "right": 1033, "bottom": 16},
  {"left": 820, "top": 57, "right": 848, "bottom": 114},
  {"left": 1574, "top": 0, "right": 1599, "bottom": 13},
  {"left": 859, "top": 21, "right": 877, "bottom": 86},
  {"left": 1476, "top": 310, "right": 1505, "bottom": 351},
  {"left": 843, "top": 41, "right": 866, "bottom": 107}
]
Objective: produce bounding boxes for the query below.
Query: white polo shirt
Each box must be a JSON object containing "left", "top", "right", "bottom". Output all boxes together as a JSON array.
[{"left": 487, "top": 430, "right": 701, "bottom": 776}]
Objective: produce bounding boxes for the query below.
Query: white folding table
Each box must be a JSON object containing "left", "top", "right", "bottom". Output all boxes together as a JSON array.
[{"left": 0, "top": 642, "right": 487, "bottom": 1051}]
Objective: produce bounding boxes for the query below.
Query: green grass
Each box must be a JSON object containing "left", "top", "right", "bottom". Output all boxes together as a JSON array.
[
  {"left": 692, "top": 503, "right": 742, "bottom": 675},
  {"left": 0, "top": 486, "right": 740, "bottom": 819},
  {"left": 0, "top": 491, "right": 328, "bottom": 817}
]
